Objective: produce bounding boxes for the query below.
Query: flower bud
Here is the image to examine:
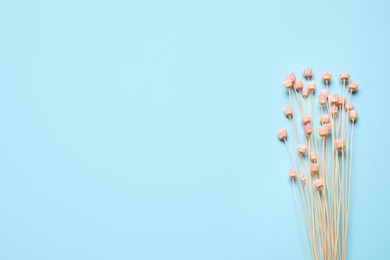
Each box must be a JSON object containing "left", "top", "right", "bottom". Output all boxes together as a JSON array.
[
  {"left": 277, "top": 128, "right": 288, "bottom": 140},
  {"left": 349, "top": 110, "right": 358, "bottom": 122},
  {"left": 302, "top": 124, "right": 313, "bottom": 135}
]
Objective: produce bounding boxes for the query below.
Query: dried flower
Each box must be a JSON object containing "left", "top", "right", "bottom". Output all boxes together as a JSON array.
[
  {"left": 298, "top": 145, "right": 308, "bottom": 155},
  {"left": 313, "top": 179, "right": 324, "bottom": 189},
  {"left": 330, "top": 105, "right": 338, "bottom": 115},
  {"left": 320, "top": 114, "right": 330, "bottom": 124},
  {"left": 302, "top": 116, "right": 311, "bottom": 125},
  {"left": 338, "top": 96, "right": 345, "bottom": 107},
  {"left": 348, "top": 81, "right": 359, "bottom": 92},
  {"left": 329, "top": 94, "right": 339, "bottom": 105},
  {"left": 289, "top": 169, "right": 297, "bottom": 179},
  {"left": 308, "top": 81, "right": 316, "bottom": 92},
  {"left": 302, "top": 124, "right": 313, "bottom": 135},
  {"left": 319, "top": 125, "right": 329, "bottom": 138},
  {"left": 319, "top": 94, "right": 327, "bottom": 106},
  {"left": 335, "top": 139, "right": 346, "bottom": 150},
  {"left": 349, "top": 110, "right": 358, "bottom": 122},
  {"left": 310, "top": 152, "right": 317, "bottom": 162},
  {"left": 302, "top": 68, "right": 313, "bottom": 79},
  {"left": 310, "top": 163, "right": 320, "bottom": 174},
  {"left": 286, "top": 73, "right": 296, "bottom": 83},
  {"left": 340, "top": 72, "right": 350, "bottom": 81},
  {"left": 302, "top": 88, "right": 309, "bottom": 98},
  {"left": 345, "top": 103, "right": 354, "bottom": 111},
  {"left": 294, "top": 80, "right": 303, "bottom": 91},
  {"left": 277, "top": 128, "right": 288, "bottom": 140},
  {"left": 299, "top": 174, "right": 306, "bottom": 183},
  {"left": 284, "top": 106, "right": 293, "bottom": 118},
  {"left": 322, "top": 72, "right": 332, "bottom": 83},
  {"left": 283, "top": 80, "right": 293, "bottom": 89}
]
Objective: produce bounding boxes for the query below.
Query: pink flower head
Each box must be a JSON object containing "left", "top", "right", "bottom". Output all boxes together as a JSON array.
[
  {"left": 313, "top": 179, "right": 324, "bottom": 189},
  {"left": 299, "top": 174, "right": 306, "bottom": 183},
  {"left": 283, "top": 80, "right": 293, "bottom": 89},
  {"left": 340, "top": 72, "right": 350, "bottom": 82},
  {"left": 335, "top": 139, "right": 346, "bottom": 150},
  {"left": 289, "top": 169, "right": 297, "bottom": 179},
  {"left": 349, "top": 110, "right": 358, "bottom": 122},
  {"left": 277, "top": 128, "right": 288, "bottom": 140},
  {"left": 324, "top": 123, "right": 332, "bottom": 131},
  {"left": 302, "top": 124, "right": 313, "bottom": 135},
  {"left": 286, "top": 73, "right": 296, "bottom": 83},
  {"left": 320, "top": 114, "right": 330, "bottom": 124},
  {"left": 298, "top": 144, "right": 308, "bottom": 155},
  {"left": 319, "top": 125, "right": 329, "bottom": 138},
  {"left": 310, "top": 152, "right": 317, "bottom": 162},
  {"left": 302, "top": 68, "right": 313, "bottom": 79},
  {"left": 321, "top": 89, "right": 329, "bottom": 97},
  {"left": 329, "top": 94, "right": 339, "bottom": 105},
  {"left": 284, "top": 106, "right": 293, "bottom": 118},
  {"left": 338, "top": 96, "right": 346, "bottom": 107},
  {"left": 302, "top": 115, "right": 311, "bottom": 125},
  {"left": 310, "top": 163, "right": 320, "bottom": 174},
  {"left": 294, "top": 80, "right": 303, "bottom": 91},
  {"left": 322, "top": 72, "right": 332, "bottom": 82},
  {"left": 319, "top": 94, "right": 327, "bottom": 106},
  {"left": 330, "top": 105, "right": 338, "bottom": 115},
  {"left": 348, "top": 81, "right": 359, "bottom": 92},
  {"left": 302, "top": 88, "right": 309, "bottom": 98},
  {"left": 345, "top": 103, "right": 354, "bottom": 111},
  {"left": 307, "top": 81, "right": 316, "bottom": 92}
]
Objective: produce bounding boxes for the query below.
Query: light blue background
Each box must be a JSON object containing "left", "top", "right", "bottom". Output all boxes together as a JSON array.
[{"left": 0, "top": 0, "right": 389, "bottom": 259}]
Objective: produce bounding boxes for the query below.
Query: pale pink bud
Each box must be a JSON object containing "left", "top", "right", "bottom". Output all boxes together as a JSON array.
[
  {"left": 320, "top": 114, "right": 330, "bottom": 124},
  {"left": 277, "top": 128, "right": 288, "bottom": 140},
  {"left": 310, "top": 163, "right": 320, "bottom": 174},
  {"left": 338, "top": 96, "right": 345, "bottom": 106},
  {"left": 340, "top": 72, "right": 350, "bottom": 81},
  {"left": 299, "top": 174, "right": 306, "bottom": 183},
  {"left": 335, "top": 139, "right": 346, "bottom": 150},
  {"left": 319, "top": 94, "right": 327, "bottom": 105},
  {"left": 308, "top": 81, "right": 316, "bottom": 92},
  {"left": 349, "top": 110, "right": 358, "bottom": 122},
  {"left": 286, "top": 73, "right": 296, "bottom": 83},
  {"left": 283, "top": 80, "right": 293, "bottom": 89},
  {"left": 322, "top": 72, "right": 332, "bottom": 82},
  {"left": 298, "top": 145, "right": 308, "bottom": 155},
  {"left": 330, "top": 105, "right": 338, "bottom": 115},
  {"left": 345, "top": 103, "right": 354, "bottom": 111},
  {"left": 302, "top": 88, "right": 309, "bottom": 98},
  {"left": 302, "top": 124, "right": 313, "bottom": 135},
  {"left": 321, "top": 89, "right": 329, "bottom": 97},
  {"left": 329, "top": 94, "right": 339, "bottom": 105},
  {"left": 289, "top": 169, "right": 297, "bottom": 179},
  {"left": 348, "top": 81, "right": 359, "bottom": 92},
  {"left": 284, "top": 106, "right": 293, "bottom": 118},
  {"left": 302, "top": 68, "right": 313, "bottom": 79},
  {"left": 324, "top": 123, "right": 332, "bottom": 131},
  {"left": 302, "top": 116, "right": 311, "bottom": 125},
  {"left": 313, "top": 179, "right": 324, "bottom": 189},
  {"left": 310, "top": 152, "right": 317, "bottom": 162},
  {"left": 319, "top": 125, "right": 329, "bottom": 138},
  {"left": 294, "top": 80, "right": 303, "bottom": 91}
]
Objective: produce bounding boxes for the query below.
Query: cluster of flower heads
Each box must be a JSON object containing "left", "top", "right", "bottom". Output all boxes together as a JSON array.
[
  {"left": 276, "top": 68, "right": 359, "bottom": 259},
  {"left": 277, "top": 69, "right": 358, "bottom": 189}
]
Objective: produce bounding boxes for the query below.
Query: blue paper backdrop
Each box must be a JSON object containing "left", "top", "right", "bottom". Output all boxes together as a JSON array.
[{"left": 0, "top": 1, "right": 389, "bottom": 259}]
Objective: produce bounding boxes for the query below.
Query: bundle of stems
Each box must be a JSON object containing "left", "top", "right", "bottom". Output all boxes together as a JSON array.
[{"left": 277, "top": 69, "right": 358, "bottom": 260}]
